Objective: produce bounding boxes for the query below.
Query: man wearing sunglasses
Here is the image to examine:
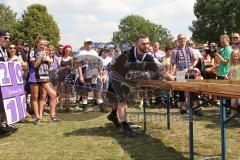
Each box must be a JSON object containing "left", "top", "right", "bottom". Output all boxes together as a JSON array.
[
  {"left": 0, "top": 30, "right": 16, "bottom": 134},
  {"left": 0, "top": 29, "right": 10, "bottom": 62},
  {"left": 170, "top": 34, "right": 199, "bottom": 115},
  {"left": 232, "top": 33, "right": 240, "bottom": 50}
]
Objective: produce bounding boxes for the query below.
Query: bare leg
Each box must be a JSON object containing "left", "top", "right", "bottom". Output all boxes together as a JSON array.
[
  {"left": 65, "top": 84, "right": 72, "bottom": 110},
  {"left": 39, "top": 86, "right": 47, "bottom": 119},
  {"left": 30, "top": 84, "right": 40, "bottom": 119},
  {"left": 118, "top": 102, "right": 127, "bottom": 123},
  {"left": 42, "top": 83, "right": 57, "bottom": 118},
  {"left": 59, "top": 82, "right": 65, "bottom": 109}
]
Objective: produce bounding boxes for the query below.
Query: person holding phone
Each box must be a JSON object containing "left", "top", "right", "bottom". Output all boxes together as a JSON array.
[{"left": 28, "top": 37, "right": 60, "bottom": 125}]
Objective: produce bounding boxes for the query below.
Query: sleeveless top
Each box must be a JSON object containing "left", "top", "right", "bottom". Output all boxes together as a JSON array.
[{"left": 59, "top": 57, "right": 72, "bottom": 82}]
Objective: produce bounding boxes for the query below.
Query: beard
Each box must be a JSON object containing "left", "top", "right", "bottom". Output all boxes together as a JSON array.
[{"left": 138, "top": 46, "right": 148, "bottom": 54}]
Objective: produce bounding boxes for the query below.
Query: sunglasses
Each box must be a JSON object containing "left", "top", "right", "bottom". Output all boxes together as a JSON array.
[
  {"left": 233, "top": 37, "right": 239, "bottom": 39},
  {"left": 189, "top": 43, "right": 194, "bottom": 46},
  {"left": 4, "top": 36, "right": 10, "bottom": 40},
  {"left": 9, "top": 47, "right": 16, "bottom": 50},
  {"left": 178, "top": 37, "right": 186, "bottom": 40}
]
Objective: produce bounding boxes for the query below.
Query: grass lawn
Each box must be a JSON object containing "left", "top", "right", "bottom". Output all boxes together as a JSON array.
[{"left": 0, "top": 106, "right": 240, "bottom": 160}]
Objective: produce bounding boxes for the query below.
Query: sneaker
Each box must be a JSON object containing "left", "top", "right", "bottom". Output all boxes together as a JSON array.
[
  {"left": 74, "top": 106, "right": 80, "bottom": 110},
  {"left": 107, "top": 112, "right": 121, "bottom": 127},
  {"left": 83, "top": 104, "right": 88, "bottom": 113},
  {"left": 34, "top": 119, "right": 41, "bottom": 125},
  {"left": 51, "top": 117, "right": 61, "bottom": 122},
  {"left": 99, "top": 103, "right": 110, "bottom": 113},
  {"left": 43, "top": 111, "right": 50, "bottom": 116}
]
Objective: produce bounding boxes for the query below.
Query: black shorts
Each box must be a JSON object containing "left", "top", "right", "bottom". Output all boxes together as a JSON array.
[{"left": 107, "top": 79, "right": 131, "bottom": 103}]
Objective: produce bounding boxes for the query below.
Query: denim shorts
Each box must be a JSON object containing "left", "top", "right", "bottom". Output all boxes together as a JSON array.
[{"left": 81, "top": 78, "right": 102, "bottom": 92}]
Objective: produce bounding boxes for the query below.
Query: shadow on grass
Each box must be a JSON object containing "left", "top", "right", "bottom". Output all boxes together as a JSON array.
[
  {"left": 64, "top": 124, "right": 188, "bottom": 160},
  {"left": 0, "top": 128, "right": 18, "bottom": 139},
  {"left": 192, "top": 108, "right": 240, "bottom": 129},
  {"left": 59, "top": 111, "right": 106, "bottom": 122}
]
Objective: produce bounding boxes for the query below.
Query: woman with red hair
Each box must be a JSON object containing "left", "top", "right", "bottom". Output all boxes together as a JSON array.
[{"left": 58, "top": 45, "right": 73, "bottom": 111}]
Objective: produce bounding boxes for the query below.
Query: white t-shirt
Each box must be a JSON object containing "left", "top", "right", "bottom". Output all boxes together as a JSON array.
[
  {"left": 79, "top": 49, "right": 98, "bottom": 56},
  {"left": 193, "top": 49, "right": 202, "bottom": 59},
  {"left": 152, "top": 50, "right": 166, "bottom": 58},
  {"left": 101, "top": 56, "right": 112, "bottom": 68},
  {"left": 78, "top": 49, "right": 101, "bottom": 79}
]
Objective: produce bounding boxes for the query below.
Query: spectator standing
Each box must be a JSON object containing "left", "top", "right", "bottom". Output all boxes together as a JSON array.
[
  {"left": 152, "top": 42, "right": 165, "bottom": 63},
  {"left": 0, "top": 30, "right": 10, "bottom": 62},
  {"left": 77, "top": 38, "right": 108, "bottom": 113},
  {"left": 170, "top": 34, "right": 199, "bottom": 114},
  {"left": 58, "top": 45, "right": 73, "bottom": 111},
  {"left": 28, "top": 37, "right": 59, "bottom": 125}
]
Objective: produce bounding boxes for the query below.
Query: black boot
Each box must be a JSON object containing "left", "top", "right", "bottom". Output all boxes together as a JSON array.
[
  {"left": 121, "top": 121, "right": 134, "bottom": 137},
  {"left": 107, "top": 110, "right": 120, "bottom": 127}
]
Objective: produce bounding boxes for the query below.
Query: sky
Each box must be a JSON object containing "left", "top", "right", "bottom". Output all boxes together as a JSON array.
[{"left": 2, "top": 0, "right": 196, "bottom": 49}]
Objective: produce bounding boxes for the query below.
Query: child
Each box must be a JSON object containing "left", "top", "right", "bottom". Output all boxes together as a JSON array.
[
  {"left": 193, "top": 68, "right": 203, "bottom": 80},
  {"left": 229, "top": 50, "right": 240, "bottom": 116}
]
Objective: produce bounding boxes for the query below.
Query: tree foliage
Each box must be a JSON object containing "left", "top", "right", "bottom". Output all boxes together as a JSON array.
[
  {"left": 113, "top": 15, "right": 173, "bottom": 47},
  {"left": 189, "top": 0, "right": 240, "bottom": 43},
  {"left": 0, "top": 3, "right": 17, "bottom": 35},
  {"left": 16, "top": 4, "right": 60, "bottom": 46}
]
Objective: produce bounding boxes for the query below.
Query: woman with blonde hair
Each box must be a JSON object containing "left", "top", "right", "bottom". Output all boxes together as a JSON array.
[{"left": 28, "top": 37, "right": 60, "bottom": 125}]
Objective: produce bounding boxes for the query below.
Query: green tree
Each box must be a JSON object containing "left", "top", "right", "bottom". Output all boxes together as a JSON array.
[
  {"left": 189, "top": 0, "right": 240, "bottom": 43},
  {"left": 113, "top": 15, "right": 173, "bottom": 47},
  {"left": 17, "top": 4, "right": 60, "bottom": 46},
  {"left": 0, "top": 3, "right": 17, "bottom": 35}
]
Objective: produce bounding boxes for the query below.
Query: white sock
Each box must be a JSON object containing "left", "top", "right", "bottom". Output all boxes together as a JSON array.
[
  {"left": 97, "top": 99, "right": 103, "bottom": 104},
  {"left": 82, "top": 99, "right": 88, "bottom": 105}
]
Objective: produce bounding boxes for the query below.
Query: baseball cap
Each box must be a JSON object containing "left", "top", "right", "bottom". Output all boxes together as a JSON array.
[
  {"left": 84, "top": 38, "right": 92, "bottom": 44},
  {"left": 23, "top": 42, "right": 30, "bottom": 47},
  {"left": 0, "top": 29, "right": 10, "bottom": 37}
]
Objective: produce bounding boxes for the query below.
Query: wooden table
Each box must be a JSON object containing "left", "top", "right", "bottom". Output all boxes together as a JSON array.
[{"left": 139, "top": 80, "right": 240, "bottom": 160}]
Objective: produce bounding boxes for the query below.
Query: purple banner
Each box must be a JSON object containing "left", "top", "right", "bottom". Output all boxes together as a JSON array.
[{"left": 0, "top": 62, "right": 26, "bottom": 124}]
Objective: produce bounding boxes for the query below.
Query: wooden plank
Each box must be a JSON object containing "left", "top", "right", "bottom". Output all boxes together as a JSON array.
[
  {"left": 188, "top": 79, "right": 240, "bottom": 85},
  {"left": 144, "top": 80, "right": 240, "bottom": 98},
  {"left": 201, "top": 92, "right": 240, "bottom": 99},
  {"left": 139, "top": 80, "right": 173, "bottom": 90}
]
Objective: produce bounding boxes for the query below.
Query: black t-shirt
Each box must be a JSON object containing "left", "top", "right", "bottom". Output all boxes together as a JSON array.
[
  {"left": 108, "top": 47, "right": 165, "bottom": 101},
  {"left": 0, "top": 47, "right": 7, "bottom": 62},
  {"left": 110, "top": 47, "right": 161, "bottom": 85},
  {"left": 17, "top": 49, "right": 28, "bottom": 62}
]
